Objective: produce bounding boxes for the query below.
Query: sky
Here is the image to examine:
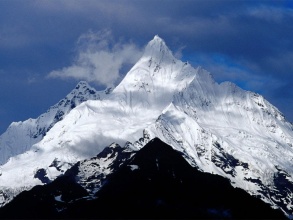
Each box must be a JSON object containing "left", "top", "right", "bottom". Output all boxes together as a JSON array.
[{"left": 0, "top": 0, "right": 293, "bottom": 134}]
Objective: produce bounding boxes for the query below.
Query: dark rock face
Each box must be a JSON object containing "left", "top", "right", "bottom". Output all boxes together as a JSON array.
[
  {"left": 211, "top": 142, "right": 249, "bottom": 177},
  {"left": 76, "top": 138, "right": 284, "bottom": 219},
  {"left": 270, "top": 167, "right": 293, "bottom": 215},
  {"left": 0, "top": 138, "right": 285, "bottom": 219},
  {"left": 34, "top": 168, "right": 51, "bottom": 184}
]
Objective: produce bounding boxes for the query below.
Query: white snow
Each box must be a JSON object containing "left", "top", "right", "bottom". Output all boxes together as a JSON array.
[
  {"left": 0, "top": 81, "right": 102, "bottom": 166},
  {"left": 129, "top": 165, "right": 139, "bottom": 171},
  {"left": 54, "top": 195, "right": 64, "bottom": 203},
  {"left": 0, "top": 35, "right": 293, "bottom": 216}
]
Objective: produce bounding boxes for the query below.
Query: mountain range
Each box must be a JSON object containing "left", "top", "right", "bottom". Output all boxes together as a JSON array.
[
  {"left": 0, "top": 36, "right": 292, "bottom": 218},
  {"left": 0, "top": 138, "right": 285, "bottom": 218}
]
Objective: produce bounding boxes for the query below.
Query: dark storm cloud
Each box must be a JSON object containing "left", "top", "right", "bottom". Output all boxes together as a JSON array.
[{"left": 0, "top": 0, "right": 293, "bottom": 134}]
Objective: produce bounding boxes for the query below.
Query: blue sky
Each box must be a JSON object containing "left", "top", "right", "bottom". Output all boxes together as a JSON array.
[{"left": 0, "top": 0, "right": 293, "bottom": 133}]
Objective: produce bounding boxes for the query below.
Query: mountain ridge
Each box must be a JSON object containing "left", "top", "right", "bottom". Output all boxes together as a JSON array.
[
  {"left": 0, "top": 138, "right": 285, "bottom": 219},
  {"left": 0, "top": 81, "right": 103, "bottom": 166},
  {"left": 0, "top": 36, "right": 292, "bottom": 217}
]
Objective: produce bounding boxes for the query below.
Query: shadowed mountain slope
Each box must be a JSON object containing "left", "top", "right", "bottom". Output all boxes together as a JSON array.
[{"left": 0, "top": 138, "right": 285, "bottom": 219}]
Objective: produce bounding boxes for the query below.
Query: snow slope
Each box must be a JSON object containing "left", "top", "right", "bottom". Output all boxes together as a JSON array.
[
  {"left": 0, "top": 36, "right": 293, "bottom": 216},
  {"left": 0, "top": 81, "right": 102, "bottom": 166},
  {"left": 146, "top": 77, "right": 293, "bottom": 214},
  {"left": 0, "top": 138, "right": 285, "bottom": 219}
]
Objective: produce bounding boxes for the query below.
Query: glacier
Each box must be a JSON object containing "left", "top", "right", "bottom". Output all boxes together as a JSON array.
[{"left": 0, "top": 35, "right": 293, "bottom": 217}]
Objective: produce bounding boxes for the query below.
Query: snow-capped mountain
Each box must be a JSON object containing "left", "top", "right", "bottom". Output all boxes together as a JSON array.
[
  {"left": 0, "top": 138, "right": 285, "bottom": 219},
  {"left": 0, "top": 81, "right": 102, "bottom": 166},
  {"left": 0, "top": 35, "right": 293, "bottom": 217},
  {"left": 0, "top": 81, "right": 106, "bottom": 206}
]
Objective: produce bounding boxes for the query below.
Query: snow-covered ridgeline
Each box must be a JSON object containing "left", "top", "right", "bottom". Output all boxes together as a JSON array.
[
  {"left": 144, "top": 67, "right": 293, "bottom": 214},
  {"left": 0, "top": 81, "right": 101, "bottom": 165},
  {"left": 0, "top": 35, "right": 202, "bottom": 206},
  {"left": 0, "top": 36, "right": 292, "bottom": 216}
]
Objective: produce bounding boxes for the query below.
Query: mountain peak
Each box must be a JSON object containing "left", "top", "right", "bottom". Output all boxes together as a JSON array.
[
  {"left": 1, "top": 36, "right": 293, "bottom": 217},
  {"left": 152, "top": 35, "right": 164, "bottom": 44},
  {"left": 75, "top": 80, "right": 89, "bottom": 89},
  {"left": 0, "top": 80, "right": 101, "bottom": 167},
  {"left": 67, "top": 81, "right": 97, "bottom": 98},
  {"left": 112, "top": 36, "right": 196, "bottom": 110},
  {"left": 143, "top": 35, "right": 175, "bottom": 62}
]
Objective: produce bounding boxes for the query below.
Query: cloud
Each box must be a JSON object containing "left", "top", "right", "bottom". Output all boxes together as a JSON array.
[
  {"left": 173, "top": 45, "right": 186, "bottom": 60},
  {"left": 248, "top": 5, "right": 293, "bottom": 22},
  {"left": 1, "top": 0, "right": 293, "bottom": 123},
  {"left": 48, "top": 30, "right": 143, "bottom": 87}
]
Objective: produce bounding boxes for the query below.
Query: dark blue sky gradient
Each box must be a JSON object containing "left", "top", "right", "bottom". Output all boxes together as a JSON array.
[{"left": 0, "top": 0, "right": 293, "bottom": 133}]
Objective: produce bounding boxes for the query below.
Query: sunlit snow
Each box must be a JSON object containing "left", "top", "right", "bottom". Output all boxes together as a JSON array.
[{"left": 0, "top": 36, "right": 292, "bottom": 216}]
